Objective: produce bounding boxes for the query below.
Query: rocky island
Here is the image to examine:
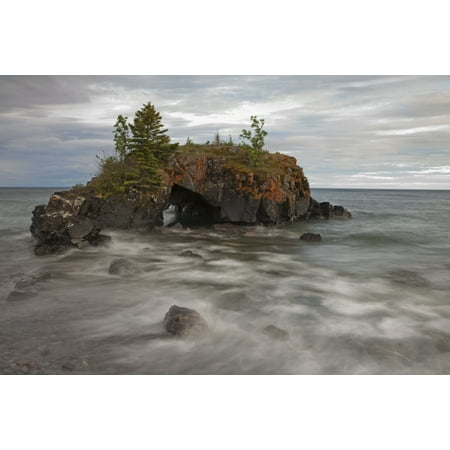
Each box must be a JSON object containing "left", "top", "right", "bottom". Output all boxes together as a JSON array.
[{"left": 30, "top": 103, "right": 350, "bottom": 255}]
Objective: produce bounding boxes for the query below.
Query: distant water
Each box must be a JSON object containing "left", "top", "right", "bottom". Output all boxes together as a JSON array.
[{"left": 1, "top": 187, "right": 450, "bottom": 374}]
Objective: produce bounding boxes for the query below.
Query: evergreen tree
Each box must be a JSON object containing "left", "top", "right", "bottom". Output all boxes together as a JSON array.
[
  {"left": 214, "top": 130, "right": 221, "bottom": 145},
  {"left": 128, "top": 102, "right": 176, "bottom": 163},
  {"left": 113, "top": 114, "right": 129, "bottom": 161},
  {"left": 127, "top": 102, "right": 178, "bottom": 187}
]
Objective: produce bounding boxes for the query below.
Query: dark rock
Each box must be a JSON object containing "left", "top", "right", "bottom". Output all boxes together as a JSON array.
[
  {"left": 307, "top": 199, "right": 351, "bottom": 219},
  {"left": 7, "top": 289, "right": 38, "bottom": 301},
  {"left": 90, "top": 234, "right": 112, "bottom": 246},
  {"left": 7, "top": 272, "right": 52, "bottom": 301},
  {"left": 73, "top": 239, "right": 90, "bottom": 249},
  {"left": 299, "top": 232, "right": 322, "bottom": 242},
  {"left": 30, "top": 188, "right": 168, "bottom": 255},
  {"left": 30, "top": 152, "right": 350, "bottom": 254},
  {"left": 213, "top": 223, "right": 246, "bottom": 233},
  {"left": 179, "top": 250, "right": 202, "bottom": 258},
  {"left": 169, "top": 222, "right": 185, "bottom": 230},
  {"left": 108, "top": 258, "right": 138, "bottom": 276},
  {"left": 295, "top": 197, "right": 311, "bottom": 218},
  {"left": 68, "top": 216, "right": 97, "bottom": 240},
  {"left": 163, "top": 305, "right": 209, "bottom": 338},
  {"left": 14, "top": 272, "right": 51, "bottom": 290},
  {"left": 61, "top": 363, "right": 75, "bottom": 372},
  {"left": 333, "top": 205, "right": 352, "bottom": 218},
  {"left": 319, "top": 202, "right": 331, "bottom": 218},
  {"left": 263, "top": 325, "right": 290, "bottom": 341}
]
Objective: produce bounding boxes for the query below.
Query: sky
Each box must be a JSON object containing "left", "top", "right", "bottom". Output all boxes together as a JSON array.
[{"left": 1, "top": 75, "right": 450, "bottom": 189}]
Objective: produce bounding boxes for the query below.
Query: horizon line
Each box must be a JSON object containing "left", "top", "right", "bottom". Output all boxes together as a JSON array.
[{"left": 1, "top": 186, "right": 450, "bottom": 191}]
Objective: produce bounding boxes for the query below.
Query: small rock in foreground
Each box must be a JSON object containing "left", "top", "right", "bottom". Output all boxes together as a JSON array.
[
  {"left": 299, "top": 232, "right": 322, "bottom": 242},
  {"left": 263, "top": 325, "right": 290, "bottom": 341},
  {"left": 7, "top": 271, "right": 52, "bottom": 302},
  {"left": 108, "top": 258, "right": 138, "bottom": 276},
  {"left": 163, "top": 305, "right": 209, "bottom": 338}
]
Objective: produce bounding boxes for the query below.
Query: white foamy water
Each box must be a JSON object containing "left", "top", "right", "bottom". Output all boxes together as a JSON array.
[{"left": 1, "top": 188, "right": 450, "bottom": 374}]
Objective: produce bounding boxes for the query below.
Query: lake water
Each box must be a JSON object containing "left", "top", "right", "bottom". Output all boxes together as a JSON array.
[{"left": 1, "top": 187, "right": 450, "bottom": 374}]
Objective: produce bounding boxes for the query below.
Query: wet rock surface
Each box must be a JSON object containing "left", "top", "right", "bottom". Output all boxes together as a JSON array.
[
  {"left": 7, "top": 272, "right": 52, "bottom": 302},
  {"left": 263, "top": 325, "right": 290, "bottom": 341},
  {"left": 308, "top": 199, "right": 352, "bottom": 219},
  {"left": 299, "top": 232, "right": 322, "bottom": 242},
  {"left": 30, "top": 152, "right": 350, "bottom": 255},
  {"left": 108, "top": 258, "right": 138, "bottom": 276},
  {"left": 163, "top": 305, "right": 209, "bottom": 338},
  {"left": 30, "top": 187, "right": 168, "bottom": 255}
]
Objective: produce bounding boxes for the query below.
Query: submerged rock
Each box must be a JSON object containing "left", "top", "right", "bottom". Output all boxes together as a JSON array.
[
  {"left": 299, "top": 232, "right": 322, "bottom": 242},
  {"left": 308, "top": 199, "right": 351, "bottom": 219},
  {"left": 263, "top": 325, "right": 290, "bottom": 341},
  {"left": 7, "top": 289, "right": 38, "bottom": 301},
  {"left": 7, "top": 271, "right": 52, "bottom": 302},
  {"left": 163, "top": 305, "right": 209, "bottom": 338},
  {"left": 14, "top": 272, "right": 51, "bottom": 290},
  {"left": 108, "top": 258, "right": 138, "bottom": 276},
  {"left": 179, "top": 250, "right": 202, "bottom": 258}
]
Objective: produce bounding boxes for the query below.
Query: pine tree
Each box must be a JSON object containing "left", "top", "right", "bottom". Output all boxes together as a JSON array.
[
  {"left": 113, "top": 114, "right": 129, "bottom": 161},
  {"left": 128, "top": 102, "right": 176, "bottom": 163},
  {"left": 214, "top": 130, "right": 221, "bottom": 145},
  {"left": 127, "top": 102, "right": 178, "bottom": 187}
]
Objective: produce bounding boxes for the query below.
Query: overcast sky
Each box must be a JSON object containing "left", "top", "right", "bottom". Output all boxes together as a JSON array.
[{"left": 1, "top": 75, "right": 450, "bottom": 189}]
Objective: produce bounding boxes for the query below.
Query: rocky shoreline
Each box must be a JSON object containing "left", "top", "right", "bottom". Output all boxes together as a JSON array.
[{"left": 30, "top": 151, "right": 351, "bottom": 255}]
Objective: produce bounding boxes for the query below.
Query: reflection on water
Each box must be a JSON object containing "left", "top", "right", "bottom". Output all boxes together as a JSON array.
[{"left": 0, "top": 188, "right": 450, "bottom": 374}]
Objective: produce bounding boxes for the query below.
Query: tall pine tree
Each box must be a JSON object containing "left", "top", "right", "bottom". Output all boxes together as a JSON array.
[
  {"left": 128, "top": 102, "right": 177, "bottom": 163},
  {"left": 127, "top": 102, "right": 178, "bottom": 187}
]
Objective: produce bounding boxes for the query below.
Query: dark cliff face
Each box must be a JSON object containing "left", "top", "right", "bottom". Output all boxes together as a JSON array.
[
  {"left": 30, "top": 151, "right": 350, "bottom": 255},
  {"left": 165, "top": 151, "right": 312, "bottom": 226}
]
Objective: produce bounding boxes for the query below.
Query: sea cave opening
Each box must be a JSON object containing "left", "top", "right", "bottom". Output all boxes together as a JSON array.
[{"left": 163, "top": 184, "right": 221, "bottom": 228}]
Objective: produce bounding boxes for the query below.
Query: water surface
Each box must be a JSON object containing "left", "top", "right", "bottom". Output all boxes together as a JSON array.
[{"left": 1, "top": 188, "right": 449, "bottom": 374}]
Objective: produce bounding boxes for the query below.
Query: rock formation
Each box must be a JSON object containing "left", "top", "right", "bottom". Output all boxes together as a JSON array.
[
  {"left": 30, "top": 149, "right": 351, "bottom": 255},
  {"left": 163, "top": 305, "right": 209, "bottom": 338}
]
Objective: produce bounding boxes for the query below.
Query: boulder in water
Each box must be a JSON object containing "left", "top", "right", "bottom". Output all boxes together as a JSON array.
[
  {"left": 299, "top": 232, "right": 322, "bottom": 242},
  {"left": 263, "top": 325, "right": 290, "bottom": 341},
  {"left": 163, "top": 305, "right": 209, "bottom": 338},
  {"left": 108, "top": 258, "right": 138, "bottom": 276},
  {"left": 7, "top": 272, "right": 52, "bottom": 302}
]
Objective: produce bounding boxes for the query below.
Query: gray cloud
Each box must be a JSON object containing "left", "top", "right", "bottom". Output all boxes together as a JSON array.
[{"left": 1, "top": 75, "right": 449, "bottom": 188}]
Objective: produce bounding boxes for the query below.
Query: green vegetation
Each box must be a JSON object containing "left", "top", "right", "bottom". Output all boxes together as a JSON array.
[
  {"left": 173, "top": 142, "right": 295, "bottom": 180},
  {"left": 77, "top": 111, "right": 290, "bottom": 197},
  {"left": 239, "top": 115, "right": 268, "bottom": 166},
  {"left": 113, "top": 114, "right": 129, "bottom": 162},
  {"left": 91, "top": 102, "right": 178, "bottom": 196}
]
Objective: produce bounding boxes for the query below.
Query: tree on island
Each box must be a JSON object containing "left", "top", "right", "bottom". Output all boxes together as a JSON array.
[
  {"left": 91, "top": 108, "right": 271, "bottom": 196},
  {"left": 128, "top": 102, "right": 177, "bottom": 163},
  {"left": 240, "top": 115, "right": 268, "bottom": 165},
  {"left": 94, "top": 102, "right": 178, "bottom": 193},
  {"left": 113, "top": 114, "right": 129, "bottom": 161}
]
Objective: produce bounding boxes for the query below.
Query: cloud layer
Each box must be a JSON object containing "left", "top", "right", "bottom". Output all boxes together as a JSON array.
[{"left": 1, "top": 75, "right": 449, "bottom": 188}]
